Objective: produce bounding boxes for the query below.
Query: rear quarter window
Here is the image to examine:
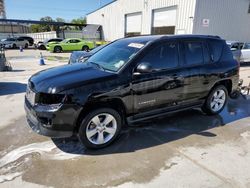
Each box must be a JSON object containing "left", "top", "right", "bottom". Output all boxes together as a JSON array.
[{"left": 208, "top": 39, "right": 224, "bottom": 62}]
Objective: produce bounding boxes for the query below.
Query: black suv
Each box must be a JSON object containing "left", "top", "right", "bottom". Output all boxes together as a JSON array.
[{"left": 25, "top": 35, "right": 239, "bottom": 149}]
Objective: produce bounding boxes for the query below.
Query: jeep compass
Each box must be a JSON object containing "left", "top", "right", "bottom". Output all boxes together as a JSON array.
[{"left": 25, "top": 35, "right": 239, "bottom": 149}]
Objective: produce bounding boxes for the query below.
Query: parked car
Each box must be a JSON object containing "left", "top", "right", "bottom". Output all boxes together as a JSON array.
[
  {"left": 25, "top": 35, "right": 239, "bottom": 149},
  {"left": 36, "top": 38, "right": 63, "bottom": 50},
  {"left": 0, "top": 38, "right": 29, "bottom": 49},
  {"left": 49, "top": 38, "right": 95, "bottom": 53},
  {"left": 240, "top": 43, "right": 250, "bottom": 63},
  {"left": 227, "top": 41, "right": 243, "bottom": 63},
  {"left": 18, "top": 36, "right": 34, "bottom": 46},
  {"left": 69, "top": 45, "right": 106, "bottom": 64}
]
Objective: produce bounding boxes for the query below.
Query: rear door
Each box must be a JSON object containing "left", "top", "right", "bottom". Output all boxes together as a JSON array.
[
  {"left": 132, "top": 41, "right": 185, "bottom": 113},
  {"left": 179, "top": 40, "right": 207, "bottom": 101}
]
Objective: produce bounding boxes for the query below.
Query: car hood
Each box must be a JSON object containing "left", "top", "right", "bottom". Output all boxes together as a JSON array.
[{"left": 29, "top": 63, "right": 116, "bottom": 93}]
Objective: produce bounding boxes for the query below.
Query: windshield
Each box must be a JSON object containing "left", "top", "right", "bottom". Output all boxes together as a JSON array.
[
  {"left": 91, "top": 45, "right": 106, "bottom": 54},
  {"left": 86, "top": 40, "right": 146, "bottom": 72},
  {"left": 61, "top": 39, "right": 68, "bottom": 43},
  {"left": 6, "top": 38, "right": 15, "bottom": 41}
]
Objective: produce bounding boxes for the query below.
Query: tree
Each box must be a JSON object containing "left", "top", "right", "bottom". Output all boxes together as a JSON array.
[
  {"left": 40, "top": 16, "right": 54, "bottom": 31},
  {"left": 71, "top": 17, "right": 86, "bottom": 30},
  {"left": 30, "top": 24, "right": 41, "bottom": 33},
  {"left": 56, "top": 17, "right": 65, "bottom": 23}
]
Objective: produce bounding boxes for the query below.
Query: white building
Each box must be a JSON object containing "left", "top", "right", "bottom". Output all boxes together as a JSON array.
[{"left": 87, "top": 0, "right": 250, "bottom": 42}]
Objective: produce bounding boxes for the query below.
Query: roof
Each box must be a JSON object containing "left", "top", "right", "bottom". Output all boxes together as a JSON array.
[
  {"left": 87, "top": 0, "right": 117, "bottom": 15},
  {"left": 121, "top": 34, "right": 223, "bottom": 42}
]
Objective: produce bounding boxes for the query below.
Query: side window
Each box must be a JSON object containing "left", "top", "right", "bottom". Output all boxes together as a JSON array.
[
  {"left": 243, "top": 43, "right": 250, "bottom": 49},
  {"left": 231, "top": 43, "right": 239, "bottom": 50},
  {"left": 203, "top": 42, "right": 211, "bottom": 64},
  {"left": 208, "top": 40, "right": 224, "bottom": 62},
  {"left": 17, "top": 38, "right": 24, "bottom": 41},
  {"left": 140, "top": 42, "right": 179, "bottom": 70},
  {"left": 183, "top": 42, "right": 203, "bottom": 65},
  {"left": 70, "top": 40, "right": 80, "bottom": 43}
]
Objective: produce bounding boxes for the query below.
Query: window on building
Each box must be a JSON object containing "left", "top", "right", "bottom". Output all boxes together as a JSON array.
[
  {"left": 125, "top": 13, "right": 142, "bottom": 37},
  {"left": 152, "top": 7, "right": 177, "bottom": 35},
  {"left": 140, "top": 42, "right": 179, "bottom": 71},
  {"left": 183, "top": 42, "right": 204, "bottom": 65}
]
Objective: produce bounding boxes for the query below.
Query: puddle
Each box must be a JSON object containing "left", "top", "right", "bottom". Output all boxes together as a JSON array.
[{"left": 0, "top": 141, "right": 81, "bottom": 183}]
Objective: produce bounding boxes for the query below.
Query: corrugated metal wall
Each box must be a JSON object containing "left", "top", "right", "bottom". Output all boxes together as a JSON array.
[
  {"left": 87, "top": 0, "right": 197, "bottom": 41},
  {"left": 193, "top": 0, "right": 250, "bottom": 42}
]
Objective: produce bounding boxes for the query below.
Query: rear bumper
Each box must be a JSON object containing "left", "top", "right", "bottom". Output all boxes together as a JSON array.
[{"left": 24, "top": 98, "right": 80, "bottom": 138}]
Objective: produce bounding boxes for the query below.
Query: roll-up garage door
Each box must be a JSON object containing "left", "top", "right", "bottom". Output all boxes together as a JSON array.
[
  {"left": 125, "top": 12, "right": 142, "bottom": 37},
  {"left": 152, "top": 7, "right": 177, "bottom": 35}
]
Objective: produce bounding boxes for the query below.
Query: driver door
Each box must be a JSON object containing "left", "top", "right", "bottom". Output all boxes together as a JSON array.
[{"left": 131, "top": 41, "right": 185, "bottom": 113}]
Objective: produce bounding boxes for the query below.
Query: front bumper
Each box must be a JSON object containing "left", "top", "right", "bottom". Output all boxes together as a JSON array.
[{"left": 25, "top": 98, "right": 80, "bottom": 138}]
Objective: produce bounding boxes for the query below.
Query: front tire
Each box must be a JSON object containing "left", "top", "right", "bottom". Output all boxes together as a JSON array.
[
  {"left": 202, "top": 85, "right": 228, "bottom": 115},
  {"left": 78, "top": 108, "right": 122, "bottom": 149}
]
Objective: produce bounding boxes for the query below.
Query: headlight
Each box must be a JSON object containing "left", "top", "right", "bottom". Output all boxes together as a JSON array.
[{"left": 38, "top": 93, "right": 67, "bottom": 105}]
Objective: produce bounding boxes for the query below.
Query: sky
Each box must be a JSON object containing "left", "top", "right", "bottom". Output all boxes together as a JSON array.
[{"left": 5, "top": 0, "right": 114, "bottom": 22}]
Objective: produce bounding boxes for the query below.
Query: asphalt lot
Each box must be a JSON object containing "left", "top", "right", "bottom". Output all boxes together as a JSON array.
[{"left": 0, "top": 49, "right": 250, "bottom": 188}]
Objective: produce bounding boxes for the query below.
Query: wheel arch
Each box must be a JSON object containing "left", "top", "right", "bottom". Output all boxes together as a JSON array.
[
  {"left": 54, "top": 45, "right": 62, "bottom": 52},
  {"left": 75, "top": 98, "right": 128, "bottom": 132},
  {"left": 212, "top": 79, "right": 232, "bottom": 95}
]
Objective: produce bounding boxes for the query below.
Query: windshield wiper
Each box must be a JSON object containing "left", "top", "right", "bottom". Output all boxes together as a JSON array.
[{"left": 88, "top": 62, "right": 106, "bottom": 71}]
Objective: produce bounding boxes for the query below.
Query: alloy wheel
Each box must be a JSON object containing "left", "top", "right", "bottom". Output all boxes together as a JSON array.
[
  {"left": 210, "top": 89, "right": 226, "bottom": 112},
  {"left": 86, "top": 113, "right": 117, "bottom": 145}
]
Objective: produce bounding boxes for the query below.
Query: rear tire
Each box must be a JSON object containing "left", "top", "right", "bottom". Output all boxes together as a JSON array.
[
  {"left": 78, "top": 108, "right": 122, "bottom": 149},
  {"left": 202, "top": 85, "right": 228, "bottom": 115},
  {"left": 25, "top": 43, "right": 28, "bottom": 49},
  {"left": 54, "top": 46, "right": 62, "bottom": 53},
  {"left": 82, "top": 45, "right": 89, "bottom": 52},
  {"left": 12, "top": 44, "right": 17, "bottom": 49}
]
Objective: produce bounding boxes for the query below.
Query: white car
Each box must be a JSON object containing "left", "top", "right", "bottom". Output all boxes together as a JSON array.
[
  {"left": 240, "top": 43, "right": 250, "bottom": 63},
  {"left": 227, "top": 41, "right": 243, "bottom": 63},
  {"left": 0, "top": 38, "right": 29, "bottom": 49}
]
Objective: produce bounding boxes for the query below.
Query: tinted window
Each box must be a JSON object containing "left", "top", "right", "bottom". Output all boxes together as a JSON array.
[
  {"left": 87, "top": 39, "right": 146, "bottom": 72},
  {"left": 70, "top": 40, "right": 81, "bottom": 43},
  {"left": 208, "top": 40, "right": 224, "bottom": 62},
  {"left": 203, "top": 43, "right": 211, "bottom": 63},
  {"left": 183, "top": 42, "right": 203, "bottom": 65},
  {"left": 17, "top": 38, "right": 24, "bottom": 41},
  {"left": 231, "top": 43, "right": 239, "bottom": 49},
  {"left": 244, "top": 43, "right": 250, "bottom": 49},
  {"left": 140, "top": 42, "right": 179, "bottom": 70}
]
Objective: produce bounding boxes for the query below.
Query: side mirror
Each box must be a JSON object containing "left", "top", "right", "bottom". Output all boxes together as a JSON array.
[{"left": 134, "top": 62, "right": 153, "bottom": 74}]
